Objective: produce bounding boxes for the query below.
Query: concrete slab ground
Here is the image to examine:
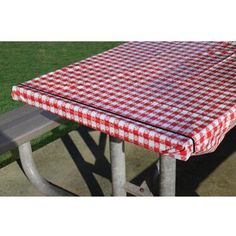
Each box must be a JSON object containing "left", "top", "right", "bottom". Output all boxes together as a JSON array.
[{"left": 0, "top": 126, "right": 235, "bottom": 196}]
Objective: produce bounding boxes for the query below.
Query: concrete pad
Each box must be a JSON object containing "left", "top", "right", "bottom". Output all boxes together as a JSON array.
[
  {"left": 0, "top": 128, "right": 157, "bottom": 196},
  {"left": 176, "top": 126, "right": 236, "bottom": 196},
  {"left": 0, "top": 126, "right": 235, "bottom": 196}
]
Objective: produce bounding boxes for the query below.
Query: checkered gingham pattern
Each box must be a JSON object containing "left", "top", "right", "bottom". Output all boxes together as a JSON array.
[{"left": 11, "top": 42, "right": 236, "bottom": 161}]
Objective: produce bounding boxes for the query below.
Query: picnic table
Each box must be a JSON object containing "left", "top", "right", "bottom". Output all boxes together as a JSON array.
[{"left": 11, "top": 41, "right": 236, "bottom": 196}]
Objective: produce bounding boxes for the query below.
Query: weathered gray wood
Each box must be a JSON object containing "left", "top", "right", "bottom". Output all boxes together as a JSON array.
[{"left": 0, "top": 105, "right": 65, "bottom": 154}]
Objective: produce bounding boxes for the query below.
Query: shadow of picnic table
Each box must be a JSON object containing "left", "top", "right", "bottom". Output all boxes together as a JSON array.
[
  {"left": 60, "top": 125, "right": 236, "bottom": 196},
  {"left": 176, "top": 126, "right": 236, "bottom": 196},
  {"left": 133, "top": 126, "right": 236, "bottom": 196}
]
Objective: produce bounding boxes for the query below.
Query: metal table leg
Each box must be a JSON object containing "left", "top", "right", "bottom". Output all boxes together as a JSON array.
[
  {"left": 109, "top": 136, "right": 126, "bottom": 196},
  {"left": 18, "top": 142, "right": 74, "bottom": 196},
  {"left": 157, "top": 155, "right": 176, "bottom": 196}
]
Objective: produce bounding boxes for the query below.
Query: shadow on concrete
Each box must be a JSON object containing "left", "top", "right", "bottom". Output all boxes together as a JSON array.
[
  {"left": 58, "top": 125, "right": 236, "bottom": 196},
  {"left": 117, "top": 127, "right": 236, "bottom": 196},
  {"left": 61, "top": 134, "right": 104, "bottom": 196},
  {"left": 0, "top": 129, "right": 75, "bottom": 196},
  {"left": 176, "top": 126, "right": 236, "bottom": 196},
  {"left": 60, "top": 126, "right": 112, "bottom": 196},
  {"left": 77, "top": 126, "right": 111, "bottom": 180},
  {"left": 16, "top": 156, "right": 77, "bottom": 196}
]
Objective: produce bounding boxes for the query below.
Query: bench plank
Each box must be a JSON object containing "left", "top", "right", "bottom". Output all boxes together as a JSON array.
[{"left": 0, "top": 105, "right": 65, "bottom": 154}]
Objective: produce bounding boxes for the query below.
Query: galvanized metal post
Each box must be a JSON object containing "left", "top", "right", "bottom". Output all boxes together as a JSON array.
[
  {"left": 158, "top": 155, "right": 176, "bottom": 196},
  {"left": 18, "top": 142, "right": 73, "bottom": 196},
  {"left": 110, "top": 136, "right": 126, "bottom": 196}
]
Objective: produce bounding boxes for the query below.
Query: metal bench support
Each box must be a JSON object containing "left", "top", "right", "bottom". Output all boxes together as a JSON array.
[
  {"left": 157, "top": 155, "right": 176, "bottom": 196},
  {"left": 109, "top": 136, "right": 176, "bottom": 196},
  {"left": 18, "top": 142, "right": 73, "bottom": 196},
  {"left": 110, "top": 136, "right": 126, "bottom": 196}
]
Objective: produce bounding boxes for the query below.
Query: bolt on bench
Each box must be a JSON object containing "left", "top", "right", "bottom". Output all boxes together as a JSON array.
[{"left": 10, "top": 41, "right": 236, "bottom": 196}]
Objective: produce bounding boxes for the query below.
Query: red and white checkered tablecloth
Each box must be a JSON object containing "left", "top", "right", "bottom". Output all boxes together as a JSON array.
[{"left": 11, "top": 42, "right": 236, "bottom": 161}]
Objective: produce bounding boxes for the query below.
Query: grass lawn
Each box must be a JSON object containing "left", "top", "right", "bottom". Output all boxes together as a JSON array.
[{"left": 0, "top": 42, "right": 123, "bottom": 167}]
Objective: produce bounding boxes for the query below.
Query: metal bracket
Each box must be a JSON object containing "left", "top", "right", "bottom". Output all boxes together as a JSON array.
[{"left": 125, "top": 181, "right": 153, "bottom": 196}]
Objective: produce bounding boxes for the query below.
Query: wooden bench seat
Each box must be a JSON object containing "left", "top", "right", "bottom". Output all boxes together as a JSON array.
[
  {"left": 0, "top": 105, "right": 64, "bottom": 155},
  {"left": 0, "top": 105, "right": 73, "bottom": 196}
]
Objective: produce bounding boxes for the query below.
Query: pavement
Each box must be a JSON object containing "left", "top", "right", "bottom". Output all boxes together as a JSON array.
[{"left": 0, "top": 126, "right": 235, "bottom": 196}]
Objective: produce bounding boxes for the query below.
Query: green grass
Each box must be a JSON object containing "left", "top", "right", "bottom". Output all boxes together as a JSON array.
[{"left": 0, "top": 42, "right": 123, "bottom": 168}]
